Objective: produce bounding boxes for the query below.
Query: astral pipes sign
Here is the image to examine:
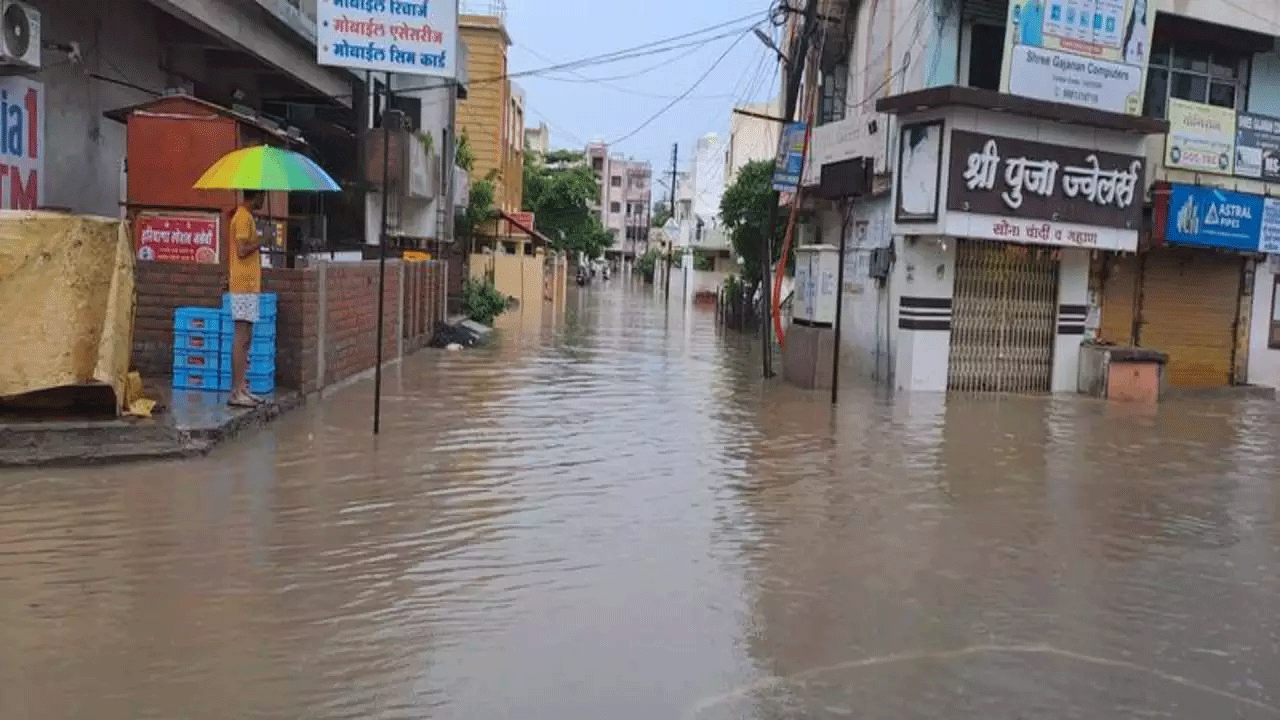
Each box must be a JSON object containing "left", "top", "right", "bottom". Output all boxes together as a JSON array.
[{"left": 0, "top": 77, "right": 41, "bottom": 210}]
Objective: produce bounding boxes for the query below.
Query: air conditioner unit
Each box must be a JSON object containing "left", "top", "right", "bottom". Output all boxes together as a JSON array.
[{"left": 0, "top": 1, "right": 40, "bottom": 72}]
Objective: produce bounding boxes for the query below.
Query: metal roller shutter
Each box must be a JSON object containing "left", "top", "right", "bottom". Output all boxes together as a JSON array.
[
  {"left": 1138, "top": 247, "right": 1242, "bottom": 387},
  {"left": 1099, "top": 253, "right": 1138, "bottom": 346},
  {"left": 949, "top": 240, "right": 1059, "bottom": 393},
  {"left": 962, "top": 0, "right": 1008, "bottom": 25}
]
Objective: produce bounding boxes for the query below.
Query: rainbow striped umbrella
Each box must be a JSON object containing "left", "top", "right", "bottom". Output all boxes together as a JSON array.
[{"left": 193, "top": 145, "right": 340, "bottom": 192}]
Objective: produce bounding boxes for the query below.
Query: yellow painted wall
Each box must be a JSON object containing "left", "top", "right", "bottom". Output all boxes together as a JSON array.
[
  {"left": 469, "top": 252, "right": 567, "bottom": 317},
  {"left": 459, "top": 16, "right": 520, "bottom": 212}
]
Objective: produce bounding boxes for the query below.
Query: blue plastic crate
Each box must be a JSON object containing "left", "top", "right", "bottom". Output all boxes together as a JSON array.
[
  {"left": 222, "top": 292, "right": 278, "bottom": 318},
  {"left": 174, "top": 330, "right": 220, "bottom": 353},
  {"left": 248, "top": 371, "right": 275, "bottom": 395},
  {"left": 172, "top": 368, "right": 230, "bottom": 392},
  {"left": 173, "top": 347, "right": 220, "bottom": 372},
  {"left": 174, "top": 307, "right": 222, "bottom": 333},
  {"left": 220, "top": 349, "right": 276, "bottom": 376}
]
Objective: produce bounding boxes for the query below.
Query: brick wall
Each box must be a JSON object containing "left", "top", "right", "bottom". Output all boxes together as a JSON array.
[
  {"left": 133, "top": 259, "right": 444, "bottom": 395},
  {"left": 321, "top": 262, "right": 402, "bottom": 388},
  {"left": 264, "top": 267, "right": 320, "bottom": 395},
  {"left": 133, "top": 262, "right": 225, "bottom": 379}
]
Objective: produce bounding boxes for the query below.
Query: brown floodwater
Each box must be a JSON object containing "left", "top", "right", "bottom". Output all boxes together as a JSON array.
[{"left": 3, "top": 280, "right": 1280, "bottom": 719}]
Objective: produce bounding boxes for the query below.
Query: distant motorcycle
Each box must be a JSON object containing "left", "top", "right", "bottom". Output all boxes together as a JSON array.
[{"left": 576, "top": 268, "right": 589, "bottom": 286}]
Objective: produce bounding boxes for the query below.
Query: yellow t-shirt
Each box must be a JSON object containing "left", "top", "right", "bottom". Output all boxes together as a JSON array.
[{"left": 228, "top": 206, "right": 261, "bottom": 294}]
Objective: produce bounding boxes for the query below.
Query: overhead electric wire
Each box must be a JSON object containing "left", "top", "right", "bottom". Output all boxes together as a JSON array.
[
  {"left": 607, "top": 30, "right": 752, "bottom": 146},
  {"left": 520, "top": 42, "right": 736, "bottom": 100},
  {"left": 383, "top": 13, "right": 765, "bottom": 97}
]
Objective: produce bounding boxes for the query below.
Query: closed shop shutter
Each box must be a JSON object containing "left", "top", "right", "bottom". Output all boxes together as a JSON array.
[
  {"left": 1138, "top": 247, "right": 1242, "bottom": 387},
  {"left": 1099, "top": 253, "right": 1138, "bottom": 345},
  {"left": 949, "top": 240, "right": 1059, "bottom": 393},
  {"left": 963, "top": 0, "right": 1008, "bottom": 25}
]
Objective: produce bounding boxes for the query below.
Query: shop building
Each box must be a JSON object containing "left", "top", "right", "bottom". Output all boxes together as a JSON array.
[
  {"left": 874, "top": 88, "right": 1164, "bottom": 393},
  {"left": 780, "top": 0, "right": 1280, "bottom": 394}
]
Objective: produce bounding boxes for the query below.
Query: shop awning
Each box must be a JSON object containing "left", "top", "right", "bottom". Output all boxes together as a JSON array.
[
  {"left": 875, "top": 85, "right": 1169, "bottom": 135},
  {"left": 497, "top": 209, "right": 554, "bottom": 247}
]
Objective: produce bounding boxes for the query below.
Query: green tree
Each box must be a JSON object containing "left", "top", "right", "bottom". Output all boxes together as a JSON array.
[
  {"left": 523, "top": 150, "right": 613, "bottom": 259},
  {"left": 720, "top": 159, "right": 786, "bottom": 286},
  {"left": 457, "top": 177, "right": 495, "bottom": 251},
  {"left": 651, "top": 201, "right": 673, "bottom": 227},
  {"left": 456, "top": 130, "right": 475, "bottom": 172}
]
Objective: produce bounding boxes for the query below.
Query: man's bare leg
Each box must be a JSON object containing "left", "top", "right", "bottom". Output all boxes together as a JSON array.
[{"left": 230, "top": 319, "right": 254, "bottom": 407}]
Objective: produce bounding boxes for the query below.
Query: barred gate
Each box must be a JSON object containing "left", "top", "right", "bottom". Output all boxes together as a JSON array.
[{"left": 947, "top": 241, "right": 1059, "bottom": 393}]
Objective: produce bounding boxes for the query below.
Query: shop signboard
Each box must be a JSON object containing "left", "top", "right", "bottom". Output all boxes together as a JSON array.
[
  {"left": 0, "top": 76, "right": 42, "bottom": 210},
  {"left": 1165, "top": 99, "right": 1236, "bottom": 174},
  {"left": 773, "top": 122, "right": 807, "bottom": 192},
  {"left": 947, "top": 130, "right": 1142, "bottom": 223},
  {"left": 1235, "top": 112, "right": 1280, "bottom": 183},
  {"left": 1001, "top": 0, "right": 1155, "bottom": 115},
  {"left": 316, "top": 0, "right": 458, "bottom": 78},
  {"left": 1164, "top": 183, "right": 1280, "bottom": 253},
  {"left": 135, "top": 213, "right": 220, "bottom": 264},
  {"left": 944, "top": 130, "right": 1143, "bottom": 251}
]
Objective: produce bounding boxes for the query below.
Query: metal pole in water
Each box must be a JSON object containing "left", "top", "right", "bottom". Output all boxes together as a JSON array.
[
  {"left": 374, "top": 72, "right": 393, "bottom": 435},
  {"left": 831, "top": 205, "right": 852, "bottom": 405}
]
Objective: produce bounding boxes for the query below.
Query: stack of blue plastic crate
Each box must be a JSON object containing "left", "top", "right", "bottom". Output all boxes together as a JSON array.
[{"left": 172, "top": 293, "right": 277, "bottom": 394}]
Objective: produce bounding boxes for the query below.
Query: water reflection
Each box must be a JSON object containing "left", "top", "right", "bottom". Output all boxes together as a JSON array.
[{"left": 1, "top": 281, "right": 1279, "bottom": 718}]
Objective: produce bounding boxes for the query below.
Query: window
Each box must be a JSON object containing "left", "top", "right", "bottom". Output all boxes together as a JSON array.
[
  {"left": 611, "top": 176, "right": 622, "bottom": 187},
  {"left": 1144, "top": 41, "right": 1244, "bottom": 118},
  {"left": 592, "top": 157, "right": 604, "bottom": 171},
  {"left": 819, "top": 62, "right": 848, "bottom": 125},
  {"left": 610, "top": 202, "right": 621, "bottom": 213},
  {"left": 968, "top": 24, "right": 1005, "bottom": 91}
]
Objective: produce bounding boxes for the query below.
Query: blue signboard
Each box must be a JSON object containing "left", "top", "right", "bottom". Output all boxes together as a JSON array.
[
  {"left": 1165, "top": 183, "right": 1280, "bottom": 252},
  {"left": 772, "top": 122, "right": 807, "bottom": 192}
]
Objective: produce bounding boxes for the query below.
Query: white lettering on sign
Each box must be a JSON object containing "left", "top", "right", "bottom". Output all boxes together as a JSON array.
[
  {"left": 1204, "top": 202, "right": 1253, "bottom": 230},
  {"left": 965, "top": 139, "right": 1140, "bottom": 212}
]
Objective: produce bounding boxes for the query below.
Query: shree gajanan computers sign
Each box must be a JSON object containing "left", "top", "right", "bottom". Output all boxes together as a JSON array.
[{"left": 1000, "top": 0, "right": 1156, "bottom": 115}]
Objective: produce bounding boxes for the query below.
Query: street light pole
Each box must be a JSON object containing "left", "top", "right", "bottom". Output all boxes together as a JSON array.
[{"left": 373, "top": 72, "right": 394, "bottom": 436}]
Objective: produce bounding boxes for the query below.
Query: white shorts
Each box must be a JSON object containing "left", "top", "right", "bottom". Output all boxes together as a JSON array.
[{"left": 229, "top": 293, "right": 260, "bottom": 324}]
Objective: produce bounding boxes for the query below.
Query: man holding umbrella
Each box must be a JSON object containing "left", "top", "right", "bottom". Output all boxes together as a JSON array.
[
  {"left": 194, "top": 144, "right": 342, "bottom": 406},
  {"left": 228, "top": 189, "right": 267, "bottom": 407}
]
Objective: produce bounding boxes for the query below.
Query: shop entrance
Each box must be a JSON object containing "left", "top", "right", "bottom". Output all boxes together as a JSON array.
[
  {"left": 1099, "top": 246, "right": 1243, "bottom": 386},
  {"left": 948, "top": 240, "right": 1060, "bottom": 393}
]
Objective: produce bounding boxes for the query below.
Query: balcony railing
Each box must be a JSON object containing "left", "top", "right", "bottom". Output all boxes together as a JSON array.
[{"left": 461, "top": 0, "right": 506, "bottom": 20}]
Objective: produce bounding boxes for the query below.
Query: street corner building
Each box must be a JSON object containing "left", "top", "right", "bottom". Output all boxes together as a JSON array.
[{"left": 781, "top": 0, "right": 1280, "bottom": 397}]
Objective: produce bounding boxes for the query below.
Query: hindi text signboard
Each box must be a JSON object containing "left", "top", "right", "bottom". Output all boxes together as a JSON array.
[
  {"left": 317, "top": 0, "right": 457, "bottom": 78},
  {"left": 135, "top": 214, "right": 220, "bottom": 264}
]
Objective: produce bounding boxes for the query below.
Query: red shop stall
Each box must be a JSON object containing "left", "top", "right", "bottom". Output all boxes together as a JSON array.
[{"left": 106, "top": 94, "right": 300, "bottom": 268}]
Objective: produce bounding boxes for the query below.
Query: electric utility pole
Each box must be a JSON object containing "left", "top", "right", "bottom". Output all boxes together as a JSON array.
[
  {"left": 666, "top": 142, "right": 677, "bottom": 303},
  {"left": 761, "top": 0, "right": 821, "bottom": 379}
]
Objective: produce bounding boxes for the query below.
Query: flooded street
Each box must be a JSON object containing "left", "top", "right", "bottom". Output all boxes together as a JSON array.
[{"left": 5, "top": 280, "right": 1280, "bottom": 719}]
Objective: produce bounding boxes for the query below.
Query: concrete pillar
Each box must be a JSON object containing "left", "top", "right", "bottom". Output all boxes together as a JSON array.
[
  {"left": 316, "top": 260, "right": 327, "bottom": 389},
  {"left": 893, "top": 237, "right": 955, "bottom": 392},
  {"left": 397, "top": 261, "right": 406, "bottom": 360},
  {"left": 1053, "top": 248, "right": 1090, "bottom": 392}
]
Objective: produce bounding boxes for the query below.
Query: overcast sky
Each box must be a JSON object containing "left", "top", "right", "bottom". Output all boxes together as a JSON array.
[{"left": 503, "top": 0, "right": 781, "bottom": 175}]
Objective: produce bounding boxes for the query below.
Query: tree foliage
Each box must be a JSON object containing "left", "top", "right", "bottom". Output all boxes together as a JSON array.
[
  {"left": 720, "top": 159, "right": 786, "bottom": 285},
  {"left": 651, "top": 201, "right": 673, "bottom": 228},
  {"left": 462, "top": 277, "right": 508, "bottom": 325},
  {"left": 456, "top": 177, "right": 495, "bottom": 246},
  {"left": 456, "top": 130, "right": 475, "bottom": 172},
  {"left": 523, "top": 151, "right": 613, "bottom": 259}
]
